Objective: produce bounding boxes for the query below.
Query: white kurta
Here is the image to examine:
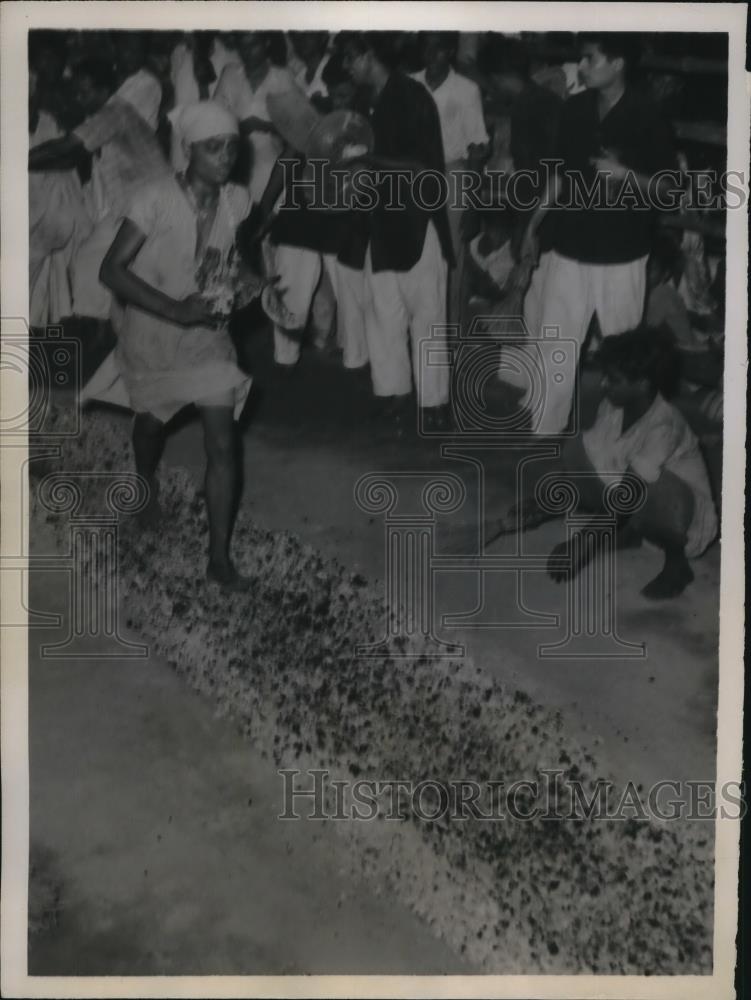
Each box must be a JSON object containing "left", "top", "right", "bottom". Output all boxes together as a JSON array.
[{"left": 81, "top": 175, "right": 252, "bottom": 423}]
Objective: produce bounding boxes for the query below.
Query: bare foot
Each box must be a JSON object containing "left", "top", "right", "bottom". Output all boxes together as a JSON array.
[
  {"left": 206, "top": 561, "right": 252, "bottom": 593},
  {"left": 641, "top": 555, "right": 694, "bottom": 600}
]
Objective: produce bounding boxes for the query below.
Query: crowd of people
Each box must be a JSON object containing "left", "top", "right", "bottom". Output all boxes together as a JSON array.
[{"left": 28, "top": 29, "right": 725, "bottom": 596}]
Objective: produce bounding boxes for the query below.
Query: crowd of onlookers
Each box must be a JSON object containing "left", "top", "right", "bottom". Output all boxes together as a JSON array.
[{"left": 28, "top": 29, "right": 726, "bottom": 596}]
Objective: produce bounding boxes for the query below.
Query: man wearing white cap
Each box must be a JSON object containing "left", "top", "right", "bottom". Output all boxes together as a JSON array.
[{"left": 86, "top": 101, "right": 260, "bottom": 591}]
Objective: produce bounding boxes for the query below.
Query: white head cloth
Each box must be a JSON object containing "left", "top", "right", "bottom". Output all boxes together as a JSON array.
[{"left": 169, "top": 100, "right": 239, "bottom": 149}]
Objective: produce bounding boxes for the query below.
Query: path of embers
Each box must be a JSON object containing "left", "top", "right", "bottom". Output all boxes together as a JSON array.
[{"left": 31, "top": 406, "right": 714, "bottom": 974}]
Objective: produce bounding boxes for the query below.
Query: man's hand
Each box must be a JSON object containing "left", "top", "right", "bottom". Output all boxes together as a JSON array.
[
  {"left": 590, "top": 148, "right": 629, "bottom": 183},
  {"left": 172, "top": 294, "right": 221, "bottom": 328},
  {"left": 240, "top": 116, "right": 277, "bottom": 135},
  {"left": 507, "top": 258, "right": 534, "bottom": 296}
]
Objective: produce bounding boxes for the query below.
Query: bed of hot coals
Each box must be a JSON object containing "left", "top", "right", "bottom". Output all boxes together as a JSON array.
[{"left": 30, "top": 406, "right": 714, "bottom": 973}]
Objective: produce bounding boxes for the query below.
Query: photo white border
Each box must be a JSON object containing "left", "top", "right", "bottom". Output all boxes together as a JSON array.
[{"left": 2, "top": 3, "right": 747, "bottom": 998}]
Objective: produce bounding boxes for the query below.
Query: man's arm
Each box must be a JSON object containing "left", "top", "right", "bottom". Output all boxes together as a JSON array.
[
  {"left": 590, "top": 150, "right": 680, "bottom": 201},
  {"left": 518, "top": 167, "right": 563, "bottom": 264},
  {"left": 238, "top": 115, "right": 278, "bottom": 136},
  {"left": 592, "top": 107, "right": 681, "bottom": 202},
  {"left": 28, "top": 133, "right": 89, "bottom": 172},
  {"left": 100, "top": 219, "right": 217, "bottom": 327}
]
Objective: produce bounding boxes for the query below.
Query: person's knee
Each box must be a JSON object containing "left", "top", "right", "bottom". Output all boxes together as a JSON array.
[
  {"left": 634, "top": 470, "right": 694, "bottom": 545},
  {"left": 205, "top": 435, "right": 234, "bottom": 467},
  {"left": 200, "top": 409, "right": 235, "bottom": 465},
  {"left": 559, "top": 437, "right": 599, "bottom": 507}
]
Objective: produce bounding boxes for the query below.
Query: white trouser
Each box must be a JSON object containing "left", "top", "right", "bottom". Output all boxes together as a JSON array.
[
  {"left": 500, "top": 250, "right": 648, "bottom": 435},
  {"left": 363, "top": 221, "right": 449, "bottom": 407},
  {"left": 324, "top": 255, "right": 368, "bottom": 369},
  {"left": 271, "top": 244, "right": 322, "bottom": 366},
  {"left": 272, "top": 244, "right": 368, "bottom": 369}
]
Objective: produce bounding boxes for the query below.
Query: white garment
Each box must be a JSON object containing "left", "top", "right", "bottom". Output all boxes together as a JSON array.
[
  {"left": 562, "top": 63, "right": 587, "bottom": 97},
  {"left": 411, "top": 67, "right": 488, "bottom": 162},
  {"left": 171, "top": 43, "right": 242, "bottom": 171},
  {"left": 295, "top": 54, "right": 330, "bottom": 100},
  {"left": 169, "top": 44, "right": 198, "bottom": 172},
  {"left": 209, "top": 37, "right": 242, "bottom": 98},
  {"left": 71, "top": 215, "right": 123, "bottom": 321},
  {"left": 269, "top": 243, "right": 367, "bottom": 369},
  {"left": 81, "top": 176, "right": 252, "bottom": 422},
  {"left": 115, "top": 69, "right": 162, "bottom": 131},
  {"left": 500, "top": 250, "right": 648, "bottom": 436},
  {"left": 214, "top": 62, "right": 300, "bottom": 204},
  {"left": 29, "top": 111, "right": 92, "bottom": 325},
  {"left": 469, "top": 234, "right": 515, "bottom": 293},
  {"left": 363, "top": 222, "right": 449, "bottom": 407},
  {"left": 171, "top": 42, "right": 200, "bottom": 107},
  {"left": 325, "top": 255, "right": 368, "bottom": 369},
  {"left": 583, "top": 395, "right": 718, "bottom": 558},
  {"left": 268, "top": 243, "right": 321, "bottom": 365}
]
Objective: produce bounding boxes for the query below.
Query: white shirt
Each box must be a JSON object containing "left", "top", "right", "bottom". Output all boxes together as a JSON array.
[
  {"left": 115, "top": 68, "right": 162, "bottom": 132},
  {"left": 214, "top": 62, "right": 300, "bottom": 203},
  {"left": 170, "top": 42, "right": 200, "bottom": 107},
  {"left": 209, "top": 37, "right": 242, "bottom": 99},
  {"left": 582, "top": 394, "right": 717, "bottom": 558},
  {"left": 294, "top": 54, "right": 330, "bottom": 101},
  {"left": 411, "top": 66, "right": 489, "bottom": 163},
  {"left": 469, "top": 234, "right": 515, "bottom": 292}
]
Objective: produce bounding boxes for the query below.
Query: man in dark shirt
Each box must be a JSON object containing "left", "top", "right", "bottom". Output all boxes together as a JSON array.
[
  {"left": 509, "top": 33, "right": 678, "bottom": 436},
  {"left": 340, "top": 32, "right": 454, "bottom": 431},
  {"left": 475, "top": 34, "right": 563, "bottom": 257}
]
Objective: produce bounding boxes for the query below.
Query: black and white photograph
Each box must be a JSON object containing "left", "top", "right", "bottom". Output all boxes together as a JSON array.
[{"left": 1, "top": 2, "right": 748, "bottom": 997}]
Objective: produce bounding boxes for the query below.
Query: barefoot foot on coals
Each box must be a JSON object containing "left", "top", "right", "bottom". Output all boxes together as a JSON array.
[{"left": 206, "top": 561, "right": 252, "bottom": 593}]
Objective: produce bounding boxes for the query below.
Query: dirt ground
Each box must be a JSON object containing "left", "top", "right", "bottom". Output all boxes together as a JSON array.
[{"left": 27, "top": 323, "right": 721, "bottom": 974}]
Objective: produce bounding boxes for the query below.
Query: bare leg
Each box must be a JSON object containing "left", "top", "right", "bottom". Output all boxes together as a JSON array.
[
  {"left": 550, "top": 470, "right": 695, "bottom": 594},
  {"left": 197, "top": 403, "right": 249, "bottom": 591},
  {"left": 132, "top": 411, "right": 166, "bottom": 528},
  {"left": 633, "top": 470, "right": 695, "bottom": 600}
]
